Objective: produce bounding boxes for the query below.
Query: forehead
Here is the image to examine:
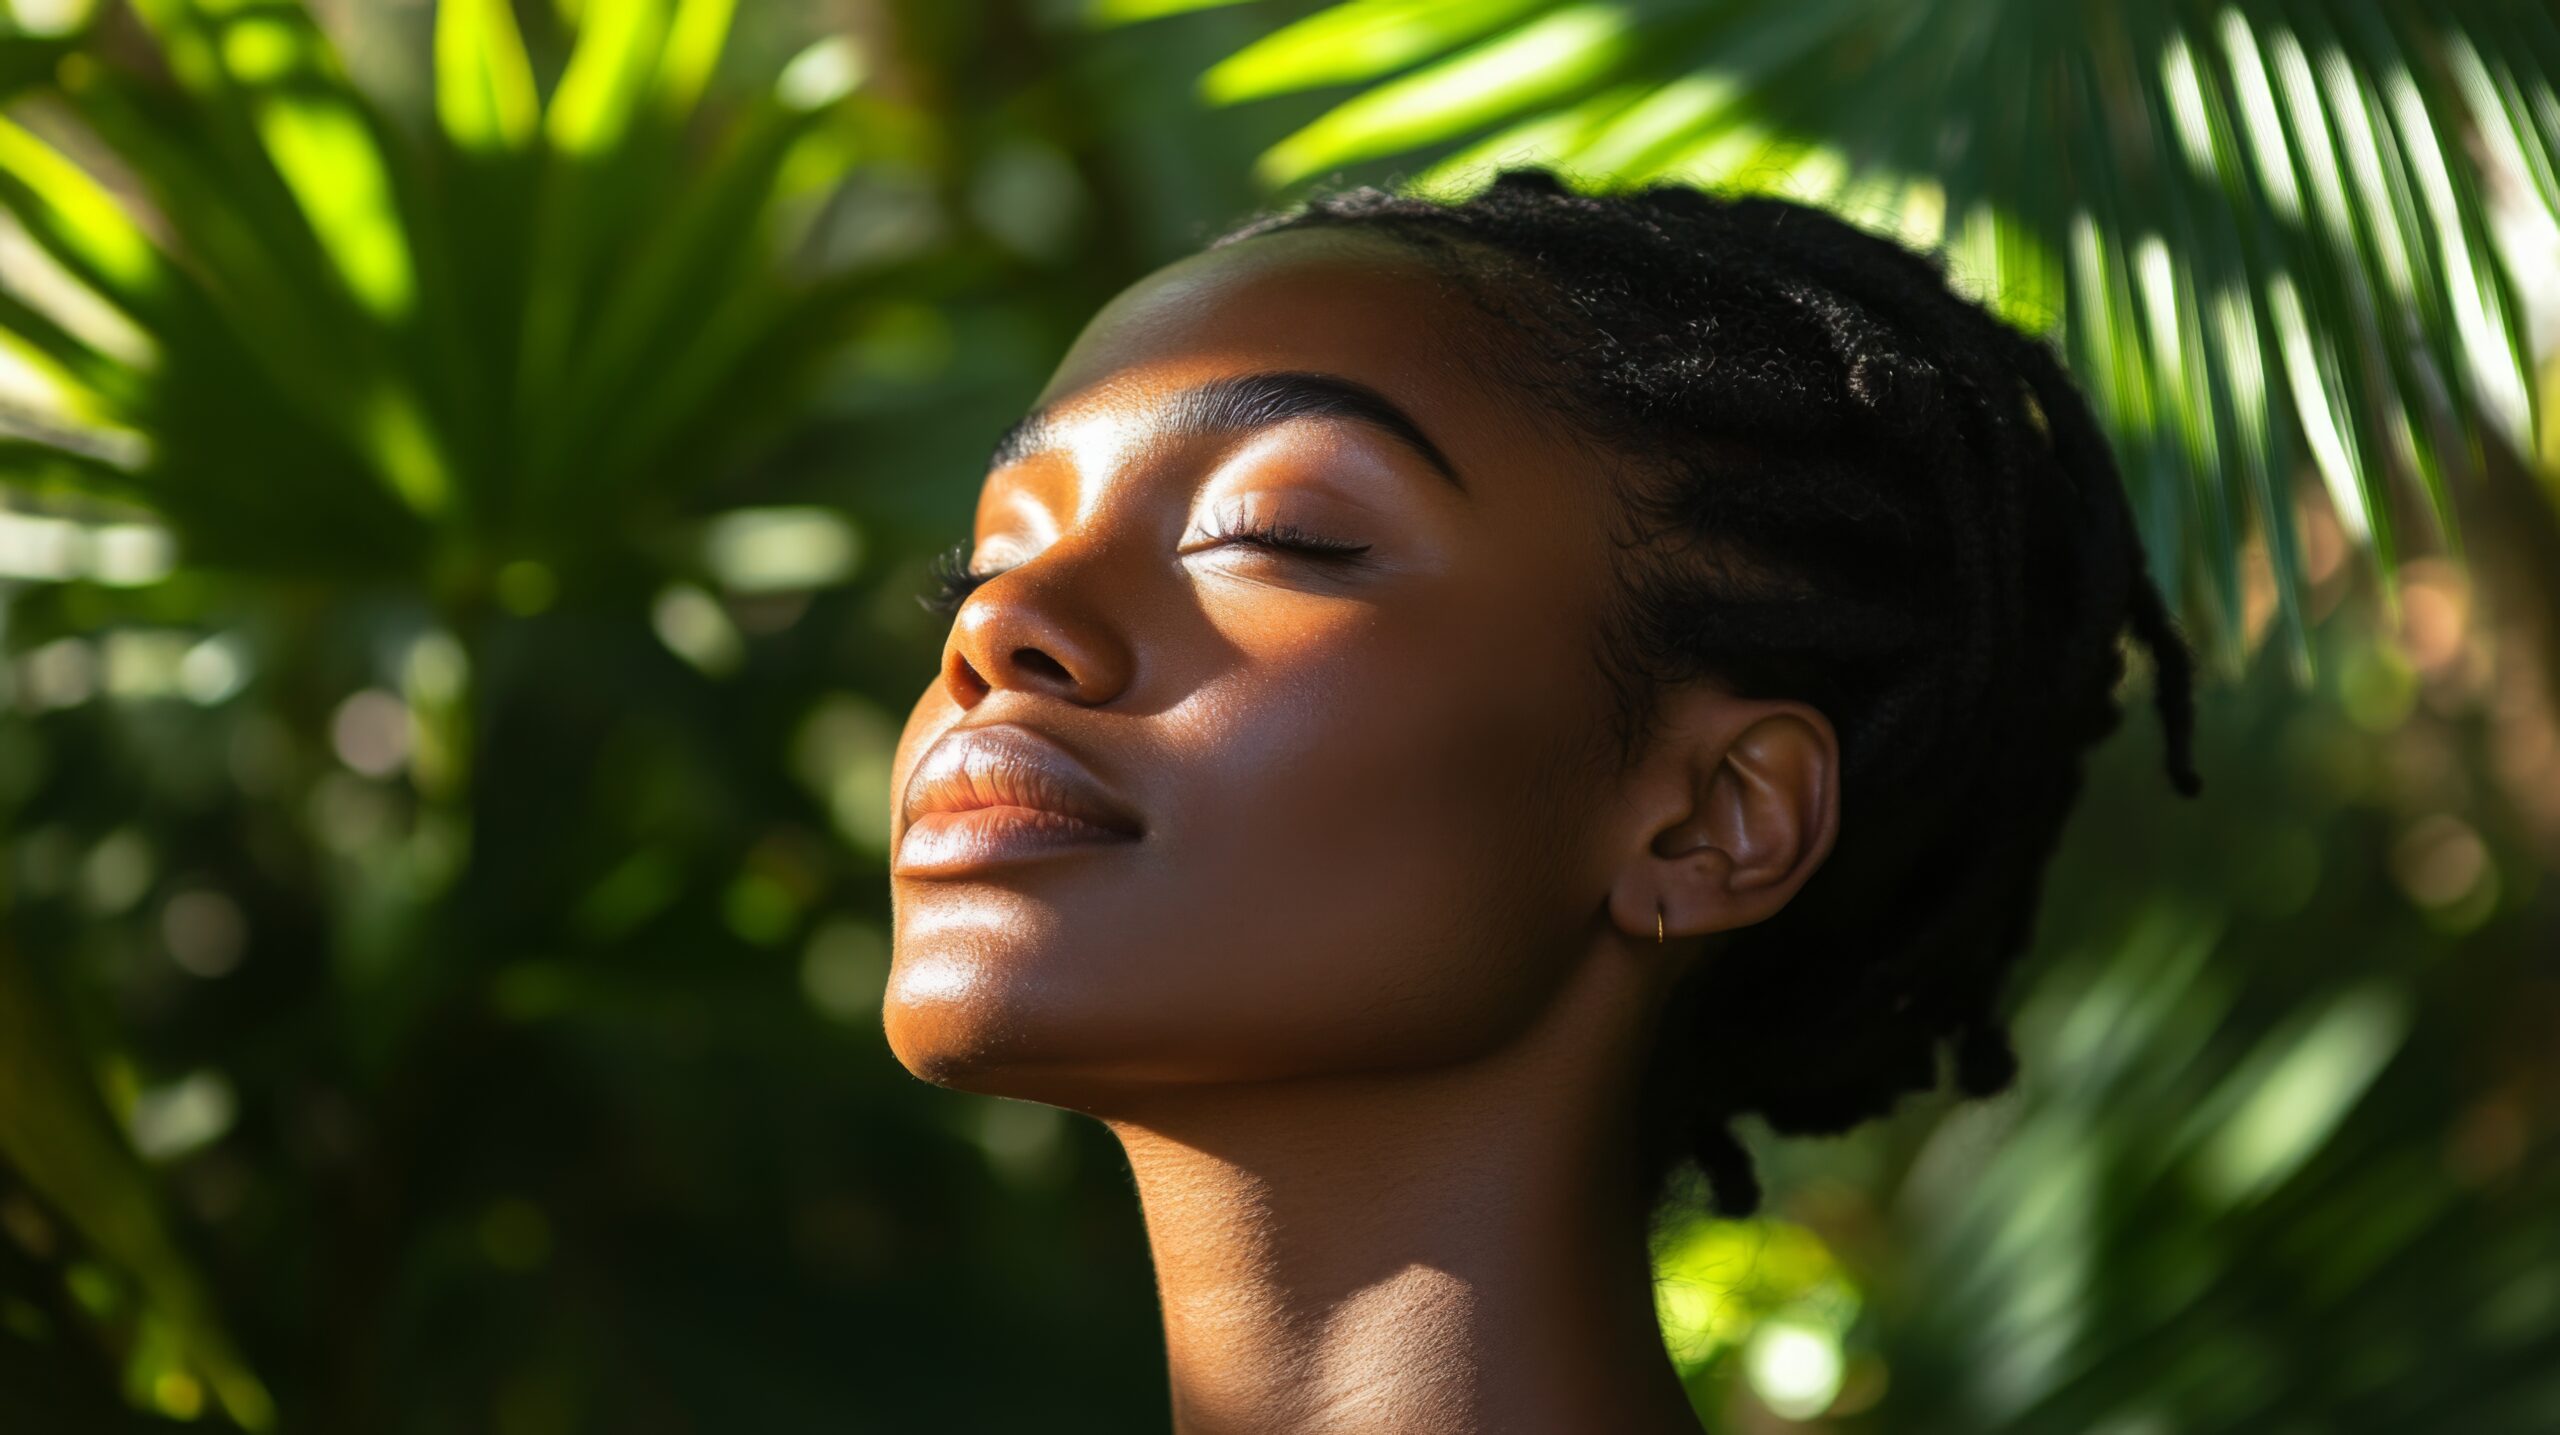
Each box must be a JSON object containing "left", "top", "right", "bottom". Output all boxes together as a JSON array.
[{"left": 1028, "top": 228, "right": 1578, "bottom": 485}]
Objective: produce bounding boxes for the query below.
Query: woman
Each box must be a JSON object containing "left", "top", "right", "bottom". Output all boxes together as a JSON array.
[{"left": 884, "top": 166, "right": 2202, "bottom": 1434}]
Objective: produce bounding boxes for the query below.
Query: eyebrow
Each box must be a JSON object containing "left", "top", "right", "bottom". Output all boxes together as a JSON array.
[{"left": 986, "top": 370, "right": 1468, "bottom": 493}]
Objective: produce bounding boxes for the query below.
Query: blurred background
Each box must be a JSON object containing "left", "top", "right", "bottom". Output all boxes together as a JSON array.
[{"left": 0, "top": 0, "right": 2555, "bottom": 1430}]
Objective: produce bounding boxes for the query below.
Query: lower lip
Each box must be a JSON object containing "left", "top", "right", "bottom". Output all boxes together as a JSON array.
[{"left": 893, "top": 807, "right": 1140, "bottom": 878}]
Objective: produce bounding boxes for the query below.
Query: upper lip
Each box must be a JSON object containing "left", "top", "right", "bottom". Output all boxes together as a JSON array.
[{"left": 901, "top": 723, "right": 1143, "bottom": 836}]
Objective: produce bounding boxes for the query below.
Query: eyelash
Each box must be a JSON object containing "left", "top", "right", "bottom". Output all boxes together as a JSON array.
[
  {"left": 916, "top": 520, "right": 1373, "bottom": 618},
  {"left": 918, "top": 543, "right": 986, "bottom": 618}
]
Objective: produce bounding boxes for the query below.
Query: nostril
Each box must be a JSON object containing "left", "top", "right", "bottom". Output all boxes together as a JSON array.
[
  {"left": 945, "top": 651, "right": 991, "bottom": 705},
  {"left": 1011, "top": 647, "right": 1073, "bottom": 686}
]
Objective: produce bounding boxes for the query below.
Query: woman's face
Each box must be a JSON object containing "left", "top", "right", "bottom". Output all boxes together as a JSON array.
[{"left": 885, "top": 228, "right": 1637, "bottom": 1108}]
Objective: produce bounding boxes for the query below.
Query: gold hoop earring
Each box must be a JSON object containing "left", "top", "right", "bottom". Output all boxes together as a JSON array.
[{"left": 1656, "top": 903, "right": 1665, "bottom": 945}]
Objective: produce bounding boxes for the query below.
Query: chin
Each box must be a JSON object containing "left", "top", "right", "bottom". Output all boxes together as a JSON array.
[
  {"left": 882, "top": 953, "right": 1305, "bottom": 1119},
  {"left": 882, "top": 949, "right": 1022, "bottom": 1086},
  {"left": 879, "top": 945, "right": 1125, "bottom": 1107}
]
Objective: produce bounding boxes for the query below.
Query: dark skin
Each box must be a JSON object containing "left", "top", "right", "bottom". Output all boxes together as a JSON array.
[{"left": 886, "top": 226, "right": 1843, "bottom": 1435}]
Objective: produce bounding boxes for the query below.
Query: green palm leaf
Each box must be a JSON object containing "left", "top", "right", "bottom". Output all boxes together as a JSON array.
[
  {"left": 0, "top": 0, "right": 917, "bottom": 587},
  {"left": 0, "top": 942, "right": 274, "bottom": 1429},
  {"left": 1100, "top": 0, "right": 2560, "bottom": 684}
]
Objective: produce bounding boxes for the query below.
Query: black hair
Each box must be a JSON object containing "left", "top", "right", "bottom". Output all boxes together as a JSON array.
[{"left": 1208, "top": 165, "right": 2203, "bottom": 1220}]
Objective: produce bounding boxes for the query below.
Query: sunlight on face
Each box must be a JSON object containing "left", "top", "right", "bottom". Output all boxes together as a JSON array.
[{"left": 883, "top": 229, "right": 1630, "bottom": 1108}]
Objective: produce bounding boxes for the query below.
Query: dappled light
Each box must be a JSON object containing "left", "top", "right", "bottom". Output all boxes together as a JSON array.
[{"left": 0, "top": 1, "right": 2554, "bottom": 1431}]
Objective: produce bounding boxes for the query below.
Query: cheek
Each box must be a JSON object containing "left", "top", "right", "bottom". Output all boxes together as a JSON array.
[
  {"left": 1167, "top": 596, "right": 1599, "bottom": 1023},
  {"left": 884, "top": 580, "right": 1612, "bottom": 1099}
]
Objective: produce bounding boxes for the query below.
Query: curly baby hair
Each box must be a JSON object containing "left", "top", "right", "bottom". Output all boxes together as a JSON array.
[{"left": 1208, "top": 165, "right": 2205, "bottom": 1219}]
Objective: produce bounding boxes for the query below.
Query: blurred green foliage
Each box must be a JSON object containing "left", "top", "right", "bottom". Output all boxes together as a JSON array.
[{"left": 0, "top": 1, "right": 2554, "bottom": 1431}]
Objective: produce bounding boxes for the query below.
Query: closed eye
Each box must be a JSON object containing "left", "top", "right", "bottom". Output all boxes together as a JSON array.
[
  {"left": 1191, "top": 517, "right": 1371, "bottom": 560},
  {"left": 919, "top": 518, "right": 1376, "bottom": 621},
  {"left": 918, "top": 542, "right": 997, "bottom": 618}
]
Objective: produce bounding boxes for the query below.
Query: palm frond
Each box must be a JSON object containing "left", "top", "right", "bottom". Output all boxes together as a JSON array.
[
  {"left": 0, "top": 941, "right": 274, "bottom": 1429},
  {"left": 0, "top": 0, "right": 916, "bottom": 589},
  {"left": 0, "top": 1, "right": 915, "bottom": 1418},
  {"left": 1102, "top": 0, "right": 2560, "bottom": 684}
]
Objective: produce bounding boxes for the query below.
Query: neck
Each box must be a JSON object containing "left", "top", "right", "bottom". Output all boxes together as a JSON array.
[{"left": 1097, "top": 952, "right": 1704, "bottom": 1435}]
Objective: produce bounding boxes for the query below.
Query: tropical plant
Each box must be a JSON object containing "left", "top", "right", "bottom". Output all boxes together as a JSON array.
[
  {"left": 1635, "top": 529, "right": 2560, "bottom": 1431},
  {"left": 2, "top": 2, "right": 2555, "bottom": 1431},
  {"left": 0, "top": 0, "right": 939, "bottom": 585},
  {"left": 1839, "top": 569, "right": 2560, "bottom": 1434},
  {"left": 0, "top": 0, "right": 969, "bottom": 1421},
  {"left": 1097, "top": 0, "right": 2560, "bottom": 685}
]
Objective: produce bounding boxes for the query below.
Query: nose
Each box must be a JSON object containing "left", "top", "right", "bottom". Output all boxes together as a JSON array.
[{"left": 941, "top": 542, "right": 1137, "bottom": 710}]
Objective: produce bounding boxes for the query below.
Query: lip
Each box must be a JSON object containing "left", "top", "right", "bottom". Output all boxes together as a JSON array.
[{"left": 894, "top": 722, "right": 1143, "bottom": 879}]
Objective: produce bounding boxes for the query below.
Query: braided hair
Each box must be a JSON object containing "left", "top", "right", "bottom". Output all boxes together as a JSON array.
[{"left": 1208, "top": 166, "right": 2203, "bottom": 1219}]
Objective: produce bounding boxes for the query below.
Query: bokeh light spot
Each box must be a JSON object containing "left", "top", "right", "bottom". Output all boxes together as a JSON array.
[
  {"left": 801, "top": 917, "right": 889, "bottom": 1025},
  {"left": 78, "top": 826, "right": 153, "bottom": 914},
  {"left": 652, "top": 583, "right": 744, "bottom": 676},
  {"left": 974, "top": 1098, "right": 1070, "bottom": 1188},
  {"left": 2391, "top": 813, "right": 2490, "bottom": 911},
  {"left": 150, "top": 1368, "right": 204, "bottom": 1420},
  {"left": 330, "top": 688, "right": 411, "bottom": 778},
  {"left": 128, "top": 1071, "right": 237, "bottom": 1162},
  {"left": 704, "top": 506, "right": 859, "bottom": 594},
  {"left": 777, "top": 36, "right": 867, "bottom": 111},
  {"left": 722, "top": 870, "right": 799, "bottom": 947},
  {"left": 177, "top": 633, "right": 250, "bottom": 705},
  {"left": 161, "top": 888, "right": 247, "bottom": 978},
  {"left": 1745, "top": 1319, "right": 1846, "bottom": 1419},
  {"left": 793, "top": 693, "right": 899, "bottom": 857}
]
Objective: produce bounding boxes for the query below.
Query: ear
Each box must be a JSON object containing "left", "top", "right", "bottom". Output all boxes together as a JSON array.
[{"left": 1604, "top": 683, "right": 1841, "bottom": 953}]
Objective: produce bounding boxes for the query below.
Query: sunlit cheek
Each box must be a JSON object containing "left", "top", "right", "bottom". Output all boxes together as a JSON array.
[
  {"left": 1175, "top": 591, "right": 1495, "bottom": 844},
  {"left": 1168, "top": 612, "right": 1392, "bottom": 768},
  {"left": 1195, "top": 580, "right": 1393, "bottom": 667}
]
